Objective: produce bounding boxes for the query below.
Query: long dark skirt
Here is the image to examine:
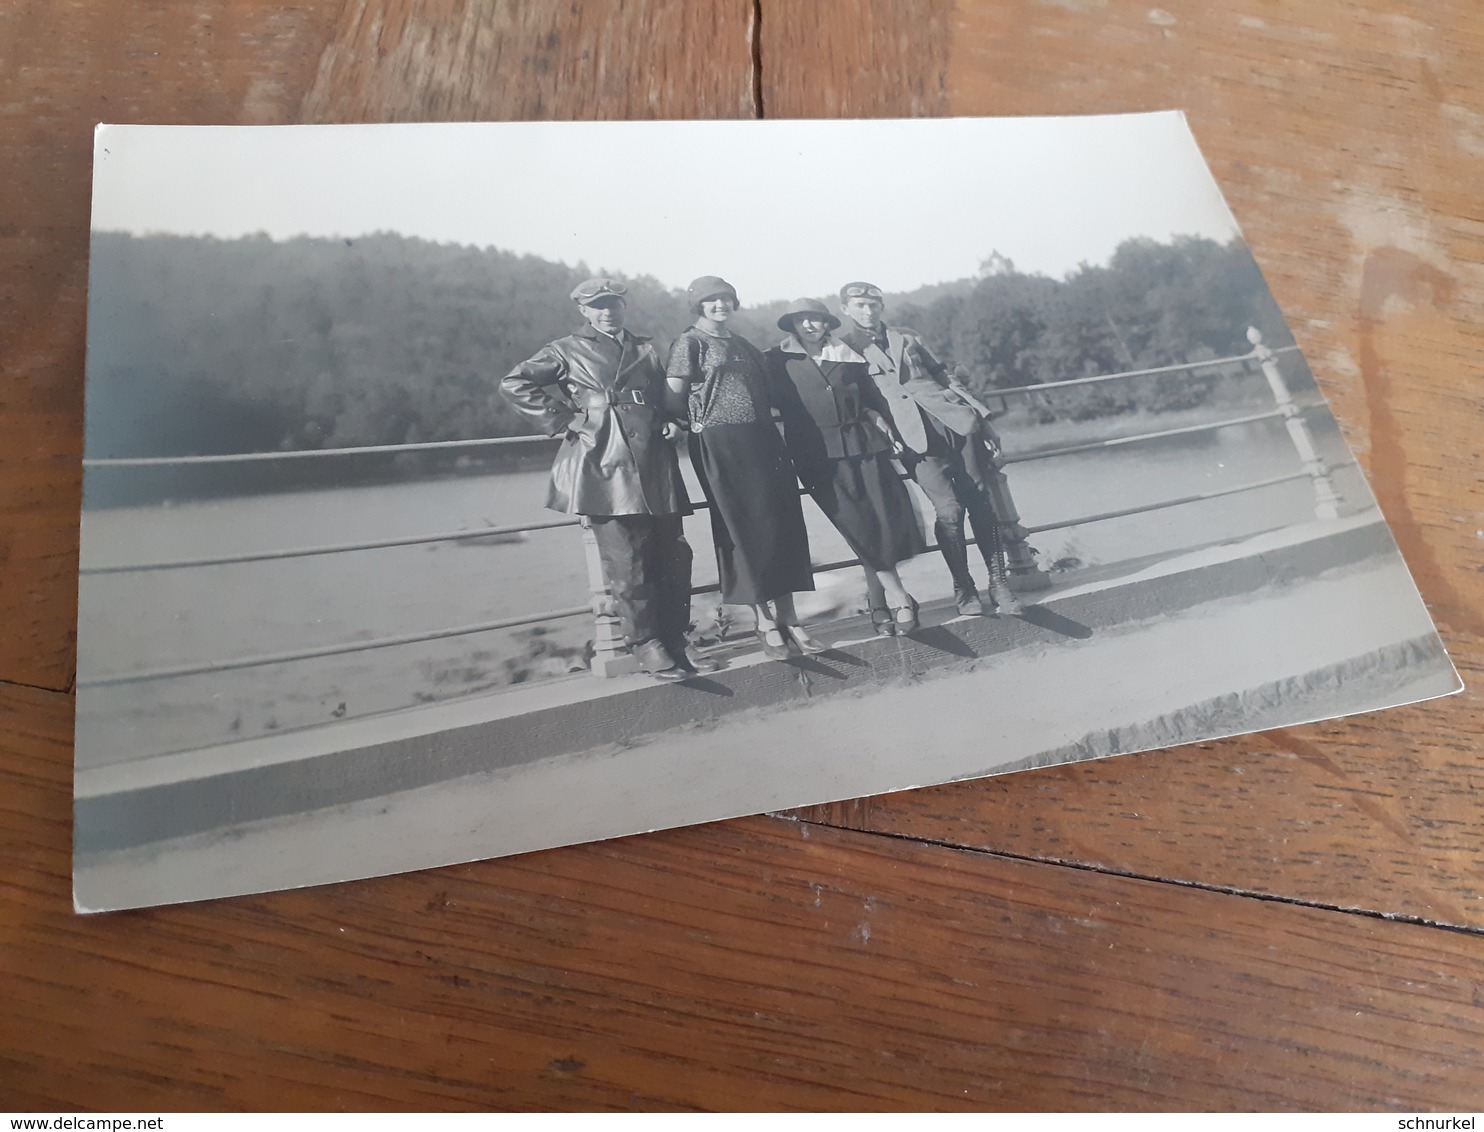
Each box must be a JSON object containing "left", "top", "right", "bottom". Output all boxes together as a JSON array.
[
  {"left": 690, "top": 422, "right": 814, "bottom": 605},
  {"left": 802, "top": 453, "right": 924, "bottom": 571}
]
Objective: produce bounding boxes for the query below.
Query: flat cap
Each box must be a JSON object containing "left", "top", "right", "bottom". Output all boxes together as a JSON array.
[
  {"left": 570, "top": 277, "right": 628, "bottom": 304},
  {"left": 838, "top": 281, "right": 885, "bottom": 301}
]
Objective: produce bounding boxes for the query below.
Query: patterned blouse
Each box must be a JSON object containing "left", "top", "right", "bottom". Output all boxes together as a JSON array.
[{"left": 666, "top": 326, "right": 773, "bottom": 430}]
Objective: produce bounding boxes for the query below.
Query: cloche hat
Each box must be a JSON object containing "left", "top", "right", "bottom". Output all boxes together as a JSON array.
[
  {"left": 776, "top": 297, "right": 841, "bottom": 333},
  {"left": 686, "top": 275, "right": 740, "bottom": 313}
]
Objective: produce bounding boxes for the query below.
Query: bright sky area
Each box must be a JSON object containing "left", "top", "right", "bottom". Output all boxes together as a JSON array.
[{"left": 92, "top": 112, "right": 1243, "bottom": 304}]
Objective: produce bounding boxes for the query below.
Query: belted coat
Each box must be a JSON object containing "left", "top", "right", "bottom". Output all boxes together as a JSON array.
[
  {"left": 500, "top": 324, "right": 690, "bottom": 517},
  {"left": 837, "top": 323, "right": 986, "bottom": 454}
]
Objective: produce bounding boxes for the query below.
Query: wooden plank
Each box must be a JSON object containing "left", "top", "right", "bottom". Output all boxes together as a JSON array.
[
  {"left": 300, "top": 0, "right": 757, "bottom": 122},
  {"left": 765, "top": 1, "right": 1484, "bottom": 925},
  {"left": 5, "top": 684, "right": 1484, "bottom": 1109},
  {"left": 756, "top": 0, "right": 951, "bottom": 119}
]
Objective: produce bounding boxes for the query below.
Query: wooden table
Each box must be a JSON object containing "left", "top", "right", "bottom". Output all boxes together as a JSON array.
[{"left": 3, "top": 0, "right": 1481, "bottom": 1111}]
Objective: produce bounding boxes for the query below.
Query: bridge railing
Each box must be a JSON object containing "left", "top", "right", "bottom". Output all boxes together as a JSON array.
[{"left": 79, "top": 328, "right": 1342, "bottom": 687}]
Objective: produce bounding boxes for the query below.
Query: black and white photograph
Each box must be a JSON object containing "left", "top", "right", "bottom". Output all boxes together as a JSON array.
[{"left": 74, "top": 111, "right": 1460, "bottom": 912}]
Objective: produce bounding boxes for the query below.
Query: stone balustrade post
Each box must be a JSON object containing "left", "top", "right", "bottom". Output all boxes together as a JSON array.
[
  {"left": 580, "top": 518, "right": 641, "bottom": 678},
  {"left": 1246, "top": 327, "right": 1342, "bottom": 521}
]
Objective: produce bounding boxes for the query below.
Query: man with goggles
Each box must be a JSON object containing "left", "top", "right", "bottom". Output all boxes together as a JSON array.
[{"left": 836, "top": 280, "right": 1025, "bottom": 621}]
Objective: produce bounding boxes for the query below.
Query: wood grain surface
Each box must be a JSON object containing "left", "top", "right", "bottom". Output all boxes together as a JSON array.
[{"left": 3, "top": 0, "right": 1482, "bottom": 1112}]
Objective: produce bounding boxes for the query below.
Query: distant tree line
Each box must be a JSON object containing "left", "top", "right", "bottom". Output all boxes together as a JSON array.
[
  {"left": 85, "top": 230, "right": 1293, "bottom": 464},
  {"left": 890, "top": 238, "right": 1295, "bottom": 420}
]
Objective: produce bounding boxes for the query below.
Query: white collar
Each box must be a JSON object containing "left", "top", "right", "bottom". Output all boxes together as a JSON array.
[{"left": 777, "top": 333, "right": 866, "bottom": 363}]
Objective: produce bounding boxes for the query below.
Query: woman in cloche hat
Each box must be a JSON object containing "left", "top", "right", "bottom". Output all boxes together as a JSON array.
[
  {"left": 765, "top": 298, "right": 924, "bottom": 635},
  {"left": 665, "top": 277, "right": 821, "bottom": 660}
]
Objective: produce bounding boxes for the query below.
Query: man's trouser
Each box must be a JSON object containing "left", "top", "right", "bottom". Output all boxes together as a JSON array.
[
  {"left": 865, "top": 415, "right": 1008, "bottom": 608},
  {"left": 587, "top": 513, "right": 693, "bottom": 649}
]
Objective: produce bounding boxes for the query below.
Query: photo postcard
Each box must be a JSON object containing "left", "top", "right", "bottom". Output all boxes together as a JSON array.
[{"left": 74, "top": 112, "right": 1461, "bottom": 911}]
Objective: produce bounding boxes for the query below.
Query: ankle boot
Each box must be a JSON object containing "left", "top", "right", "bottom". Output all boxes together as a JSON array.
[{"left": 988, "top": 580, "right": 1024, "bottom": 616}]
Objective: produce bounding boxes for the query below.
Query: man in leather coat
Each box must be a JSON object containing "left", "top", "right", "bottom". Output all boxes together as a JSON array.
[
  {"left": 501, "top": 277, "right": 714, "bottom": 680},
  {"left": 835, "top": 280, "right": 1023, "bottom": 620}
]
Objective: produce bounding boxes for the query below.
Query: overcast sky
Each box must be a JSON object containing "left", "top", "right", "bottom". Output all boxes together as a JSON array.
[{"left": 92, "top": 112, "right": 1242, "bottom": 303}]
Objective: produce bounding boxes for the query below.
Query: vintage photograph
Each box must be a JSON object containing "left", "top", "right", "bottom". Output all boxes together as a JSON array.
[{"left": 74, "top": 113, "right": 1460, "bottom": 912}]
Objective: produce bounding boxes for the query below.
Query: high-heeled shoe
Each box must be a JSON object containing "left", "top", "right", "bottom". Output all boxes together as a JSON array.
[
  {"left": 785, "top": 623, "right": 828, "bottom": 655},
  {"left": 869, "top": 604, "right": 897, "bottom": 637},
  {"left": 892, "top": 595, "right": 920, "bottom": 635},
  {"left": 754, "top": 624, "right": 793, "bottom": 660},
  {"left": 666, "top": 641, "right": 722, "bottom": 674}
]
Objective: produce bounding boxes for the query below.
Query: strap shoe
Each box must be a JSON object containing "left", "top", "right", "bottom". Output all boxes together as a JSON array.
[
  {"left": 633, "top": 638, "right": 687, "bottom": 681},
  {"left": 666, "top": 642, "right": 721, "bottom": 674}
]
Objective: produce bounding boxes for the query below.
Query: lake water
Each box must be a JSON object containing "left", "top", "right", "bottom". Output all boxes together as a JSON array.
[{"left": 76, "top": 416, "right": 1371, "bottom": 765}]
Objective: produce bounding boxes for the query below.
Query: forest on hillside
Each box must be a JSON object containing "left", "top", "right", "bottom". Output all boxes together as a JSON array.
[{"left": 84, "top": 230, "right": 1294, "bottom": 470}]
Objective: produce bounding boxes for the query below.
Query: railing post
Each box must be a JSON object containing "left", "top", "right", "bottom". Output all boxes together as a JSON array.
[
  {"left": 979, "top": 448, "right": 1053, "bottom": 591},
  {"left": 951, "top": 374, "right": 1052, "bottom": 592},
  {"left": 1246, "top": 327, "right": 1342, "bottom": 521},
  {"left": 580, "top": 518, "right": 641, "bottom": 678}
]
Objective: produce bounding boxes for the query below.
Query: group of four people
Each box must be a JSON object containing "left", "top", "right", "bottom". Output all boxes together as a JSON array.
[{"left": 500, "top": 274, "right": 1022, "bottom": 682}]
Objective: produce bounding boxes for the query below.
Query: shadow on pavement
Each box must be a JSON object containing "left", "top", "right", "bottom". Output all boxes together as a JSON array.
[
  {"left": 676, "top": 675, "right": 735, "bottom": 696},
  {"left": 907, "top": 625, "right": 979, "bottom": 658},
  {"left": 782, "top": 654, "right": 856, "bottom": 680},
  {"left": 1018, "top": 605, "right": 1094, "bottom": 640}
]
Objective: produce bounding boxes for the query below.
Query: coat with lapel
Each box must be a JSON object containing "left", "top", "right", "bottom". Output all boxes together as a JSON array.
[{"left": 837, "top": 323, "right": 983, "bottom": 453}]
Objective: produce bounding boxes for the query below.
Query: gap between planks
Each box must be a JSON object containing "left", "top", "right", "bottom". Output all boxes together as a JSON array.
[
  {"left": 785, "top": 814, "right": 1484, "bottom": 938},
  {"left": 0, "top": 675, "right": 74, "bottom": 696},
  {"left": 750, "top": 0, "right": 765, "bottom": 118}
]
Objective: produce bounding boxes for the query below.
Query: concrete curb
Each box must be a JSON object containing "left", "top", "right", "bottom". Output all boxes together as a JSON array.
[{"left": 75, "top": 517, "right": 1397, "bottom": 854}]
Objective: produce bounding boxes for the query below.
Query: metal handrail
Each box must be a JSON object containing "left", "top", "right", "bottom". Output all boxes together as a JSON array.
[
  {"left": 83, "top": 396, "right": 1312, "bottom": 573},
  {"left": 74, "top": 460, "right": 1350, "bottom": 689},
  {"left": 78, "top": 604, "right": 594, "bottom": 688},
  {"left": 82, "top": 433, "right": 553, "bottom": 468},
  {"left": 80, "top": 517, "right": 583, "bottom": 574},
  {"left": 77, "top": 332, "right": 1341, "bottom": 688},
  {"left": 79, "top": 344, "right": 1304, "bottom": 469},
  {"left": 999, "top": 407, "right": 1291, "bottom": 465},
  {"left": 989, "top": 344, "right": 1299, "bottom": 397},
  {"left": 80, "top": 402, "right": 1315, "bottom": 575},
  {"left": 1023, "top": 469, "right": 1325, "bottom": 535}
]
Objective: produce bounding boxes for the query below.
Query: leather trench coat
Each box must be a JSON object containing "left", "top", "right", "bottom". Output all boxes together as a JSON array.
[
  {"left": 837, "top": 323, "right": 985, "bottom": 453},
  {"left": 500, "top": 325, "right": 690, "bottom": 517}
]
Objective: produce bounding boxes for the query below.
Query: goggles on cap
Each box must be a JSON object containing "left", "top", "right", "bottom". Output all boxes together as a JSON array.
[
  {"left": 841, "top": 284, "right": 884, "bottom": 300},
  {"left": 571, "top": 278, "right": 628, "bottom": 301}
]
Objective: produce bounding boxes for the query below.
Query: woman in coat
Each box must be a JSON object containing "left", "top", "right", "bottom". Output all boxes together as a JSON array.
[
  {"left": 665, "top": 276, "right": 823, "bottom": 659},
  {"left": 765, "top": 298, "right": 924, "bottom": 635}
]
